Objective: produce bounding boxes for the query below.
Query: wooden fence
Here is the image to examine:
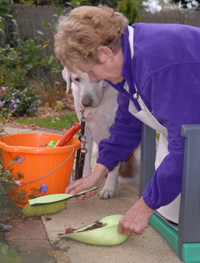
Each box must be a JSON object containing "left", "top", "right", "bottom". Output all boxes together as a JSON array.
[
  {"left": 139, "top": 9, "right": 200, "bottom": 26},
  {"left": 11, "top": 4, "right": 70, "bottom": 40},
  {"left": 1, "top": 4, "right": 200, "bottom": 47},
  {"left": 2, "top": 4, "right": 200, "bottom": 42},
  {"left": 10, "top": 4, "right": 200, "bottom": 41}
]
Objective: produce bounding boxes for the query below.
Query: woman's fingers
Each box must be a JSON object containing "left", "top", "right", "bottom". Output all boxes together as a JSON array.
[
  {"left": 65, "top": 176, "right": 92, "bottom": 195},
  {"left": 65, "top": 163, "right": 108, "bottom": 195},
  {"left": 118, "top": 197, "right": 154, "bottom": 236}
]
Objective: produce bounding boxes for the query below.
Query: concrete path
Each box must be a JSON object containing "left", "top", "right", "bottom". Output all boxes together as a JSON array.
[
  {"left": 41, "top": 182, "right": 182, "bottom": 263},
  {"left": 3, "top": 126, "right": 182, "bottom": 263}
]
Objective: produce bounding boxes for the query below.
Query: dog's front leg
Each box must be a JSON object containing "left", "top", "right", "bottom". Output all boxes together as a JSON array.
[
  {"left": 98, "top": 164, "right": 120, "bottom": 199},
  {"left": 82, "top": 128, "right": 93, "bottom": 177}
]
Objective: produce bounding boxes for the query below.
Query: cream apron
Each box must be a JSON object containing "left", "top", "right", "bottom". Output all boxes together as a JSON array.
[{"left": 127, "top": 26, "right": 180, "bottom": 224}]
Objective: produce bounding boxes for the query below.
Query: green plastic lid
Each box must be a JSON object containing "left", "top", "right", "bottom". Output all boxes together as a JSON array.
[{"left": 48, "top": 140, "right": 56, "bottom": 147}]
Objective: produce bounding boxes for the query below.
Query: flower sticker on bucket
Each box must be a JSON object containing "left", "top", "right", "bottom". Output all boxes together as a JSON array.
[{"left": 40, "top": 183, "right": 48, "bottom": 195}]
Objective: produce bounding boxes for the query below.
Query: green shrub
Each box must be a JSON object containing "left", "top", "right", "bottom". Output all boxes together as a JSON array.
[
  {"left": 117, "top": 0, "right": 139, "bottom": 25},
  {"left": 0, "top": 3, "right": 62, "bottom": 115},
  {"left": 0, "top": 39, "right": 60, "bottom": 87},
  {"left": 0, "top": 35, "right": 62, "bottom": 115},
  {"left": 0, "top": 86, "right": 41, "bottom": 117}
]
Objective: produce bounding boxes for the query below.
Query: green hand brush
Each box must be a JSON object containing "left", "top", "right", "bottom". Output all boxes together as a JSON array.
[{"left": 22, "top": 186, "right": 100, "bottom": 217}]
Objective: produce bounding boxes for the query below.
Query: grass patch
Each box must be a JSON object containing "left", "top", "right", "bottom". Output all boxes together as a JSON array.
[{"left": 16, "top": 111, "right": 79, "bottom": 130}]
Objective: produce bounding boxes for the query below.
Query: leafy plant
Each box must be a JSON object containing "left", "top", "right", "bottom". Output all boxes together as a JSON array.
[
  {"left": 0, "top": 86, "right": 41, "bottom": 117},
  {"left": 0, "top": 169, "right": 17, "bottom": 212},
  {"left": 0, "top": 87, "right": 25, "bottom": 218},
  {"left": 0, "top": 242, "right": 21, "bottom": 263},
  {"left": 89, "top": 0, "right": 119, "bottom": 8},
  {"left": 0, "top": 0, "right": 18, "bottom": 47},
  {"left": 118, "top": 0, "right": 140, "bottom": 25},
  {"left": 0, "top": 37, "right": 60, "bottom": 85},
  {"left": 0, "top": 158, "right": 47, "bottom": 210},
  {"left": 56, "top": 100, "right": 64, "bottom": 110},
  {"left": 0, "top": 104, "right": 44, "bottom": 216},
  {"left": 0, "top": 3, "right": 63, "bottom": 115},
  {"left": 0, "top": 0, "right": 11, "bottom": 33},
  {"left": 66, "top": 0, "right": 91, "bottom": 7}
]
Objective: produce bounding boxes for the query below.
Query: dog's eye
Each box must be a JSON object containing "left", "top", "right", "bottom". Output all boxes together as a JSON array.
[{"left": 74, "top": 77, "right": 80, "bottom": 82}]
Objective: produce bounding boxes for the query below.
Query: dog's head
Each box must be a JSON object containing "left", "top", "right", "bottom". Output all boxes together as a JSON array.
[{"left": 62, "top": 67, "right": 108, "bottom": 108}]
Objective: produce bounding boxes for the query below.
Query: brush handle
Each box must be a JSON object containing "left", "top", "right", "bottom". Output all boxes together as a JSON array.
[
  {"left": 56, "top": 122, "right": 81, "bottom": 147},
  {"left": 29, "top": 186, "right": 100, "bottom": 206}
]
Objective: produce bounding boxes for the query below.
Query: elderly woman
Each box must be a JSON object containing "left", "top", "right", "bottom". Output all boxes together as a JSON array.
[{"left": 54, "top": 5, "right": 200, "bottom": 236}]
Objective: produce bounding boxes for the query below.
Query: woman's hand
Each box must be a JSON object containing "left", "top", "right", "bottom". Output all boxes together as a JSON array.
[
  {"left": 118, "top": 197, "right": 154, "bottom": 236},
  {"left": 65, "top": 163, "right": 109, "bottom": 199}
]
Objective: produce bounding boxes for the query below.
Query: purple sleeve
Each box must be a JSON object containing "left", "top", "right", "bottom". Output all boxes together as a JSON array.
[
  {"left": 97, "top": 92, "right": 142, "bottom": 171},
  {"left": 143, "top": 152, "right": 184, "bottom": 209},
  {"left": 142, "top": 63, "right": 200, "bottom": 209}
]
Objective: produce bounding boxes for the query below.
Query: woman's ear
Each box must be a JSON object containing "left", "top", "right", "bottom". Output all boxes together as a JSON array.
[{"left": 97, "top": 46, "right": 114, "bottom": 63}]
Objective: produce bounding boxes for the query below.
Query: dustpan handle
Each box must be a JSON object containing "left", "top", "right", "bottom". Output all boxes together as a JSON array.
[{"left": 15, "top": 148, "right": 75, "bottom": 185}]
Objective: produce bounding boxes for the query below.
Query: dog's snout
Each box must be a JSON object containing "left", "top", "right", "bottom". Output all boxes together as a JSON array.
[{"left": 81, "top": 95, "right": 93, "bottom": 107}]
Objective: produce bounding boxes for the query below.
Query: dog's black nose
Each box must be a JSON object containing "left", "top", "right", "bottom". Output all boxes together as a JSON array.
[{"left": 82, "top": 95, "right": 93, "bottom": 107}]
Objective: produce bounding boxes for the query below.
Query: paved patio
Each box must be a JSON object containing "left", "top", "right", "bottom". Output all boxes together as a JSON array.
[{"left": 3, "top": 126, "right": 183, "bottom": 263}]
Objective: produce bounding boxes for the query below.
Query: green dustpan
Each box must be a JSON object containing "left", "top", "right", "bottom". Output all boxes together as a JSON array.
[{"left": 61, "top": 215, "right": 128, "bottom": 246}]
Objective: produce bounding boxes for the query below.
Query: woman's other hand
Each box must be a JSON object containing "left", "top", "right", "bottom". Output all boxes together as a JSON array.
[
  {"left": 118, "top": 197, "right": 154, "bottom": 236},
  {"left": 65, "top": 163, "right": 108, "bottom": 199}
]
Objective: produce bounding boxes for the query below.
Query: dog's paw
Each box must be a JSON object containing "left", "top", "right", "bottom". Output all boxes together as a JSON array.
[{"left": 98, "top": 187, "right": 115, "bottom": 199}]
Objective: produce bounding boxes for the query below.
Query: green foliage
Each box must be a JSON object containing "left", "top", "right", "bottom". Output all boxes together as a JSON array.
[
  {"left": 56, "top": 100, "right": 64, "bottom": 110},
  {"left": 65, "top": 0, "right": 90, "bottom": 7},
  {"left": 117, "top": 0, "right": 139, "bottom": 25},
  {"left": 0, "top": 170, "right": 16, "bottom": 199},
  {"left": 0, "top": 38, "right": 60, "bottom": 87},
  {"left": 0, "top": 86, "right": 41, "bottom": 117},
  {"left": 0, "top": 242, "right": 21, "bottom": 263},
  {"left": 0, "top": 3, "right": 63, "bottom": 115},
  {"left": 89, "top": 0, "right": 119, "bottom": 8},
  {"left": 14, "top": 0, "right": 63, "bottom": 5},
  {"left": 14, "top": 87, "right": 41, "bottom": 116},
  {"left": 13, "top": 0, "right": 119, "bottom": 8},
  {"left": 0, "top": 0, "right": 11, "bottom": 34},
  {"left": 0, "top": 168, "right": 17, "bottom": 216},
  {"left": 0, "top": 0, "right": 17, "bottom": 45},
  {"left": 0, "top": 0, "right": 11, "bottom": 17},
  {"left": 0, "top": 158, "right": 44, "bottom": 212}
]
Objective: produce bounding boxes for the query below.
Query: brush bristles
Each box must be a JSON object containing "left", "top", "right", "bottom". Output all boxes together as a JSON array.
[{"left": 22, "top": 201, "right": 66, "bottom": 216}]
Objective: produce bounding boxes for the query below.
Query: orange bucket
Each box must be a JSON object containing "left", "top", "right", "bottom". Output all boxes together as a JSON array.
[{"left": 0, "top": 133, "right": 80, "bottom": 207}]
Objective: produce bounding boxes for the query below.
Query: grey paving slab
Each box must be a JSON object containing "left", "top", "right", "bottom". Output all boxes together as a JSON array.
[
  {"left": 3, "top": 127, "right": 183, "bottom": 263},
  {"left": 41, "top": 183, "right": 182, "bottom": 263}
]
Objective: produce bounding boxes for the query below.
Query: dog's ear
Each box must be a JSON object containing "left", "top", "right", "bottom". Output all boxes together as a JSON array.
[{"left": 62, "top": 67, "right": 71, "bottom": 94}]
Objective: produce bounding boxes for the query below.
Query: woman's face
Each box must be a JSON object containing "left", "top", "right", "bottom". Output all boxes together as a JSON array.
[{"left": 75, "top": 48, "right": 124, "bottom": 85}]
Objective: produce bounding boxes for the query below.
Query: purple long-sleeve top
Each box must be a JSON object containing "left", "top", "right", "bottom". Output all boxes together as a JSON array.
[{"left": 97, "top": 23, "right": 200, "bottom": 210}]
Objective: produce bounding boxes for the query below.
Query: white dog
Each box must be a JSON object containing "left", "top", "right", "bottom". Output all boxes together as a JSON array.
[{"left": 62, "top": 67, "right": 140, "bottom": 199}]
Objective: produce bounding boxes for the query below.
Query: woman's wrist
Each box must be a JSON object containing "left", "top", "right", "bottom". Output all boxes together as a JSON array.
[
  {"left": 139, "top": 197, "right": 155, "bottom": 214},
  {"left": 93, "top": 163, "right": 109, "bottom": 178}
]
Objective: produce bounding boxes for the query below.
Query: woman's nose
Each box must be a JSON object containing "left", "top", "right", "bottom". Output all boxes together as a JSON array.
[{"left": 88, "top": 72, "right": 97, "bottom": 82}]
